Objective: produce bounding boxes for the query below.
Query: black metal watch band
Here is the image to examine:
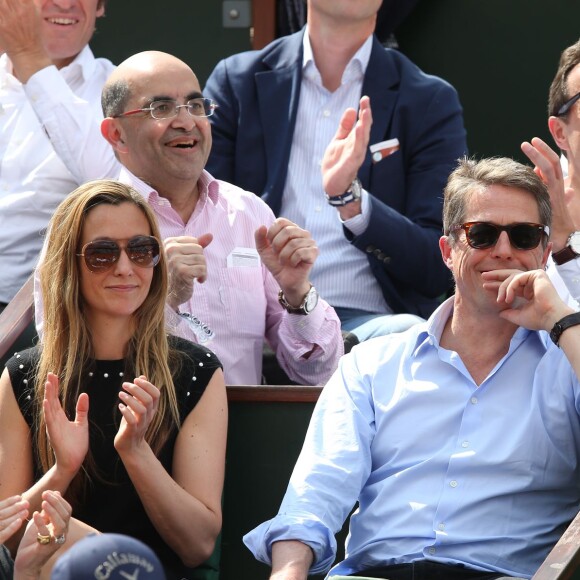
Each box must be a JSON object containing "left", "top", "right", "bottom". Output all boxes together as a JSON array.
[{"left": 549, "top": 312, "right": 580, "bottom": 346}]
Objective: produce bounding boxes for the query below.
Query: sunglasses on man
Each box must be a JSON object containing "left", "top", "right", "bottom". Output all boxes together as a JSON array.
[
  {"left": 449, "top": 222, "right": 550, "bottom": 250},
  {"left": 77, "top": 235, "right": 160, "bottom": 273}
]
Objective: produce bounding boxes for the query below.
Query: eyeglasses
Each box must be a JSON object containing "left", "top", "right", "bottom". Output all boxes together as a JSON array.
[
  {"left": 450, "top": 222, "right": 550, "bottom": 250},
  {"left": 556, "top": 91, "right": 580, "bottom": 117},
  {"left": 113, "top": 98, "right": 217, "bottom": 120},
  {"left": 77, "top": 235, "right": 160, "bottom": 273}
]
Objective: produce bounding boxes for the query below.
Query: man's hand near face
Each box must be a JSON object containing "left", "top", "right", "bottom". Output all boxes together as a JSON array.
[{"left": 0, "top": 0, "right": 51, "bottom": 83}]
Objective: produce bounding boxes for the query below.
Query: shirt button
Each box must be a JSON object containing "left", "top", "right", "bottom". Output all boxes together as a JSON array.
[
  {"left": 428, "top": 547, "right": 436, "bottom": 555},
  {"left": 450, "top": 480, "right": 458, "bottom": 488},
  {"left": 470, "top": 397, "right": 478, "bottom": 404},
  {"left": 438, "top": 523, "right": 445, "bottom": 531},
  {"left": 323, "top": 109, "right": 331, "bottom": 117},
  {"left": 314, "top": 206, "right": 322, "bottom": 212},
  {"left": 461, "top": 441, "right": 469, "bottom": 448}
]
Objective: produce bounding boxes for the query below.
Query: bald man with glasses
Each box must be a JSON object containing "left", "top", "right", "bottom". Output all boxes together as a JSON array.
[{"left": 35, "top": 50, "right": 343, "bottom": 387}]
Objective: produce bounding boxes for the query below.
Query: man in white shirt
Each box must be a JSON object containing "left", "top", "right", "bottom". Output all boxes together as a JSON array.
[{"left": 0, "top": 0, "right": 114, "bottom": 308}]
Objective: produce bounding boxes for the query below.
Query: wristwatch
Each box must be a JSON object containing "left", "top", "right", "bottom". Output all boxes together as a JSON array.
[
  {"left": 550, "top": 312, "right": 580, "bottom": 346},
  {"left": 325, "top": 178, "right": 362, "bottom": 207},
  {"left": 552, "top": 231, "right": 580, "bottom": 265},
  {"left": 278, "top": 285, "right": 319, "bottom": 315}
]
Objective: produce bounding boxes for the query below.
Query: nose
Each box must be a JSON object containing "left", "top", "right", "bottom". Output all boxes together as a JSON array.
[
  {"left": 112, "top": 248, "right": 134, "bottom": 275},
  {"left": 170, "top": 105, "right": 198, "bottom": 130},
  {"left": 490, "top": 230, "right": 513, "bottom": 259}
]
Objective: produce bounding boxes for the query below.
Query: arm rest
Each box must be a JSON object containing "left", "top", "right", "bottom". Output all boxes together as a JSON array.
[
  {"left": 0, "top": 275, "right": 34, "bottom": 360},
  {"left": 532, "top": 510, "right": 580, "bottom": 579}
]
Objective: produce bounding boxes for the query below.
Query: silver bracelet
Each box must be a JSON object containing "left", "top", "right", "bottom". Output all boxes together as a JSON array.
[{"left": 177, "top": 311, "right": 215, "bottom": 344}]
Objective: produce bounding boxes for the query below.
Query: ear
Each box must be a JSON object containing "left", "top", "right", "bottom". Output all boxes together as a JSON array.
[
  {"left": 101, "top": 118, "right": 128, "bottom": 153},
  {"left": 548, "top": 115, "right": 570, "bottom": 153},
  {"left": 542, "top": 241, "right": 553, "bottom": 269},
  {"left": 96, "top": 1, "right": 106, "bottom": 18},
  {"left": 439, "top": 235, "right": 454, "bottom": 271}
]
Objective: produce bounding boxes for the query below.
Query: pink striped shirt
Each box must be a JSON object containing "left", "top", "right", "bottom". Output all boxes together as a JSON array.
[{"left": 122, "top": 168, "right": 342, "bottom": 385}]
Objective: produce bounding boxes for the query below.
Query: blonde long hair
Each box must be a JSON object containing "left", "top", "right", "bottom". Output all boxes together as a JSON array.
[{"left": 36, "top": 180, "right": 180, "bottom": 493}]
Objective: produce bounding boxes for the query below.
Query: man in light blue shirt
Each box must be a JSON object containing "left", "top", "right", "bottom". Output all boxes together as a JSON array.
[{"left": 244, "top": 157, "right": 580, "bottom": 580}]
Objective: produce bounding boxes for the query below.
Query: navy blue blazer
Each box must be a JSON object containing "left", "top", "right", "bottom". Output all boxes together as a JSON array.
[{"left": 205, "top": 31, "right": 468, "bottom": 318}]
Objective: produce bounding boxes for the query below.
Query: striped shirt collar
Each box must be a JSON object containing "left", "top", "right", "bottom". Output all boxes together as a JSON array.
[{"left": 302, "top": 26, "right": 373, "bottom": 84}]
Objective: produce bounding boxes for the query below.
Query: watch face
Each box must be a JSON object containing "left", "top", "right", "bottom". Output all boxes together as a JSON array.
[
  {"left": 350, "top": 178, "right": 362, "bottom": 200},
  {"left": 304, "top": 287, "right": 319, "bottom": 313},
  {"left": 570, "top": 232, "right": 580, "bottom": 253}
]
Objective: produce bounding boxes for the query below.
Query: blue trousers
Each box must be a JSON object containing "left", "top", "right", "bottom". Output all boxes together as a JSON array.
[{"left": 335, "top": 307, "right": 424, "bottom": 342}]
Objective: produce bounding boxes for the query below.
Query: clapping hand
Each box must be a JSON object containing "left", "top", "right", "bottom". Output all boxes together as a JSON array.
[
  {"left": 14, "top": 491, "right": 72, "bottom": 580},
  {"left": 43, "top": 373, "right": 89, "bottom": 478},
  {"left": 114, "top": 376, "right": 160, "bottom": 454},
  {"left": 0, "top": 495, "right": 29, "bottom": 544}
]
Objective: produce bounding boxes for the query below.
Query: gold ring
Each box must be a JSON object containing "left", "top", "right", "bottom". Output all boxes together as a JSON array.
[{"left": 36, "top": 533, "right": 52, "bottom": 545}]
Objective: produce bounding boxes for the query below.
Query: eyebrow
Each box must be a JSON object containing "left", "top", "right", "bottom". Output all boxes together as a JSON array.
[{"left": 147, "top": 91, "right": 204, "bottom": 102}]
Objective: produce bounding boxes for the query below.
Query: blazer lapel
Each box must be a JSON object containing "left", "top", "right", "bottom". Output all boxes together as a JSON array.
[{"left": 256, "top": 31, "right": 304, "bottom": 212}]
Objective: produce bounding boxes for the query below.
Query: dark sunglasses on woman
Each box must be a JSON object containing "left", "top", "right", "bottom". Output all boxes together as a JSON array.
[{"left": 77, "top": 235, "right": 160, "bottom": 273}]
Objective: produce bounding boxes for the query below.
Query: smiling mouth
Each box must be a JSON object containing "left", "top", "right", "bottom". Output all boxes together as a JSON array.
[
  {"left": 167, "top": 139, "right": 197, "bottom": 149},
  {"left": 46, "top": 17, "right": 79, "bottom": 25}
]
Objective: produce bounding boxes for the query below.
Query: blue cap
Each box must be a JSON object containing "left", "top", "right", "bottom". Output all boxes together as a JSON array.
[{"left": 51, "top": 533, "right": 166, "bottom": 579}]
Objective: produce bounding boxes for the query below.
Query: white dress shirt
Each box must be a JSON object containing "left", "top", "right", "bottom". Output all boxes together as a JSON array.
[{"left": 0, "top": 46, "right": 114, "bottom": 302}]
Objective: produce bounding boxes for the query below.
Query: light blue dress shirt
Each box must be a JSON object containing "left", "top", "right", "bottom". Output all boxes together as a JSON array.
[{"left": 244, "top": 298, "right": 580, "bottom": 578}]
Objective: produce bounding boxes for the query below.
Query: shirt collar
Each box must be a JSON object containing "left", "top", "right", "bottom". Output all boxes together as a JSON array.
[
  {"left": 301, "top": 26, "right": 373, "bottom": 85},
  {"left": 118, "top": 166, "right": 219, "bottom": 206},
  {"left": 412, "top": 296, "right": 538, "bottom": 357},
  {"left": 59, "top": 45, "right": 97, "bottom": 84},
  {"left": 198, "top": 169, "right": 220, "bottom": 206}
]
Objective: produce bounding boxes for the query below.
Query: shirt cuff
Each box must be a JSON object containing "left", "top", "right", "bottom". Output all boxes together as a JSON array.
[
  {"left": 555, "top": 255, "right": 580, "bottom": 301},
  {"left": 339, "top": 188, "right": 370, "bottom": 236},
  {"left": 283, "top": 298, "right": 331, "bottom": 343},
  {"left": 25, "top": 65, "right": 74, "bottom": 116},
  {"left": 243, "top": 516, "right": 337, "bottom": 574}
]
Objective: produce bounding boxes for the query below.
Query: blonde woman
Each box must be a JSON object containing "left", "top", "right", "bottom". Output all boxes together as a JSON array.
[{"left": 0, "top": 180, "right": 227, "bottom": 579}]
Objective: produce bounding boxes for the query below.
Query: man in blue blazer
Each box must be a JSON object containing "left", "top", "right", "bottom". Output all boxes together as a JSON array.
[{"left": 205, "top": 0, "right": 468, "bottom": 339}]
